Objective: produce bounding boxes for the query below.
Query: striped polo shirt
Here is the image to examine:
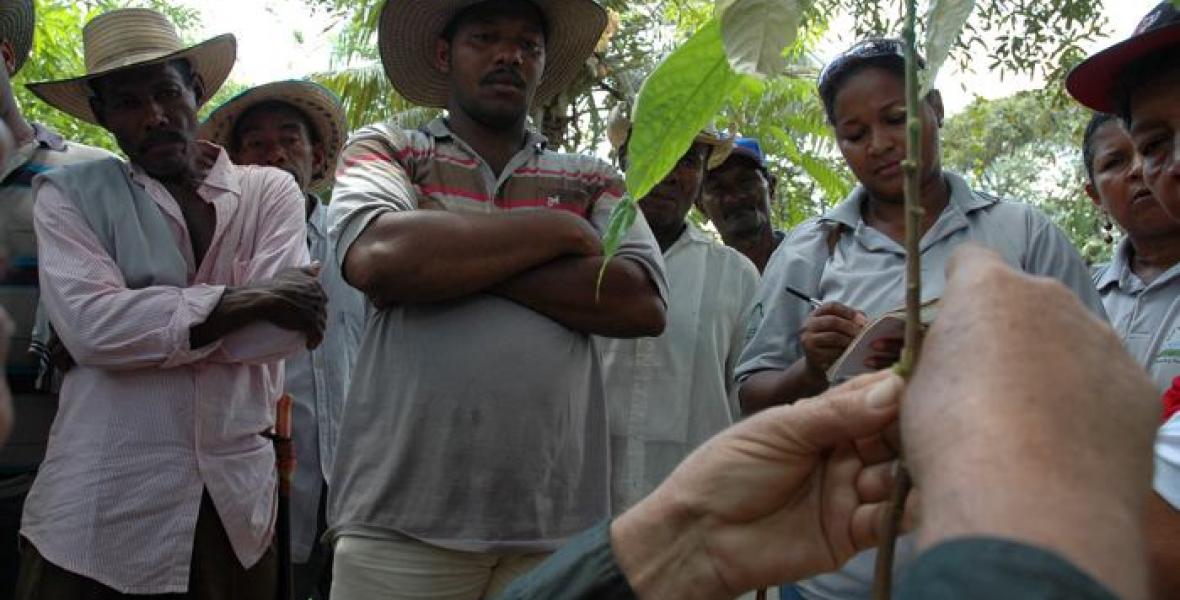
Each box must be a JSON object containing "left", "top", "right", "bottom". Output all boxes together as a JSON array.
[
  {"left": 326, "top": 118, "right": 668, "bottom": 553},
  {"left": 0, "top": 125, "right": 111, "bottom": 473}
]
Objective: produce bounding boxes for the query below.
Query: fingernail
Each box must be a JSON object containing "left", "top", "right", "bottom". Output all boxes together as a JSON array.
[{"left": 867, "top": 374, "right": 902, "bottom": 409}]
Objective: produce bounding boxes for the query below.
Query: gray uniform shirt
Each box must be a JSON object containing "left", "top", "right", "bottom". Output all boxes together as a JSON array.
[
  {"left": 326, "top": 121, "right": 668, "bottom": 553},
  {"left": 1093, "top": 238, "right": 1180, "bottom": 512},
  {"left": 737, "top": 171, "right": 1106, "bottom": 600},
  {"left": 1093, "top": 237, "right": 1180, "bottom": 392}
]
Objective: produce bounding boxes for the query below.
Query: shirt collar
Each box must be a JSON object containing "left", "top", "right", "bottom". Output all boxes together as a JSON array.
[
  {"left": 424, "top": 117, "right": 548, "bottom": 155},
  {"left": 1095, "top": 238, "right": 1132, "bottom": 292},
  {"left": 307, "top": 198, "right": 326, "bottom": 236},
  {"left": 29, "top": 122, "right": 66, "bottom": 151},
  {"left": 819, "top": 171, "right": 998, "bottom": 229}
]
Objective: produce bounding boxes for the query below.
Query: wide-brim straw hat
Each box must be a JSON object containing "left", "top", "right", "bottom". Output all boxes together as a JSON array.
[
  {"left": 607, "top": 104, "right": 733, "bottom": 170},
  {"left": 200, "top": 80, "right": 347, "bottom": 194},
  {"left": 379, "top": 0, "right": 607, "bottom": 108},
  {"left": 1067, "top": 1, "right": 1180, "bottom": 113},
  {"left": 0, "top": 0, "right": 34, "bottom": 75},
  {"left": 26, "top": 8, "right": 236, "bottom": 125}
]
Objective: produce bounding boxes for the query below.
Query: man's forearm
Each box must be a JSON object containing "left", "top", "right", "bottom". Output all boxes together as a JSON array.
[
  {"left": 345, "top": 210, "right": 598, "bottom": 305},
  {"left": 493, "top": 255, "right": 665, "bottom": 337},
  {"left": 738, "top": 360, "right": 828, "bottom": 414},
  {"left": 190, "top": 287, "right": 271, "bottom": 349}
]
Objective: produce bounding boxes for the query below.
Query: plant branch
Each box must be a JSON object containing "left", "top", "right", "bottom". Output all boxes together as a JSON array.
[{"left": 873, "top": 0, "right": 923, "bottom": 598}]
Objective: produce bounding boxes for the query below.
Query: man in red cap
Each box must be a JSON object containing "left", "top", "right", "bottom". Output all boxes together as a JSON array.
[{"left": 1067, "top": 2, "right": 1180, "bottom": 597}]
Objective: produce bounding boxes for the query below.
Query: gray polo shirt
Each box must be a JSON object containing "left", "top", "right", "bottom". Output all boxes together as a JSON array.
[
  {"left": 325, "top": 121, "right": 668, "bottom": 553},
  {"left": 737, "top": 171, "right": 1106, "bottom": 600},
  {"left": 1093, "top": 238, "right": 1180, "bottom": 393}
]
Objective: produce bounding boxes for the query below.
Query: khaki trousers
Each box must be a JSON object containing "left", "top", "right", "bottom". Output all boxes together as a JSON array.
[{"left": 331, "top": 535, "right": 549, "bottom": 600}]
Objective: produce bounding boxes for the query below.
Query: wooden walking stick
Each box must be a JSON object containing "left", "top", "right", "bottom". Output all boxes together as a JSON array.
[{"left": 272, "top": 393, "right": 296, "bottom": 600}]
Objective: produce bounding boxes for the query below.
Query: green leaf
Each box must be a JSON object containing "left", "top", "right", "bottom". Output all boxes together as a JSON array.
[
  {"left": 921, "top": 0, "right": 976, "bottom": 95},
  {"left": 625, "top": 18, "right": 743, "bottom": 201},
  {"left": 596, "top": 196, "right": 639, "bottom": 293},
  {"left": 717, "top": 0, "right": 803, "bottom": 78}
]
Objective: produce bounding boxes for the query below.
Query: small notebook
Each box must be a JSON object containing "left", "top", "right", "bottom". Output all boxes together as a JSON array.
[{"left": 826, "top": 299, "right": 940, "bottom": 383}]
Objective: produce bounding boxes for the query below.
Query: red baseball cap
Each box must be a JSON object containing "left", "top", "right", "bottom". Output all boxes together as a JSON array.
[{"left": 1066, "top": 1, "right": 1180, "bottom": 113}]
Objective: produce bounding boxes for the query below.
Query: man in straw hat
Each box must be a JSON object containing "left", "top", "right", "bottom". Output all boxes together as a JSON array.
[
  {"left": 1067, "top": 3, "right": 1180, "bottom": 596},
  {"left": 601, "top": 111, "right": 761, "bottom": 519},
  {"left": 201, "top": 80, "right": 366, "bottom": 600},
  {"left": 0, "top": 0, "right": 113, "bottom": 595},
  {"left": 15, "top": 8, "right": 328, "bottom": 598},
  {"left": 325, "top": 0, "right": 667, "bottom": 597}
]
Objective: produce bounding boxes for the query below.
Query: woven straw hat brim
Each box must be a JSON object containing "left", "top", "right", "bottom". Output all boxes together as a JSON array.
[
  {"left": 0, "top": 0, "right": 34, "bottom": 75},
  {"left": 609, "top": 118, "right": 734, "bottom": 171},
  {"left": 199, "top": 80, "right": 348, "bottom": 194},
  {"left": 379, "top": 0, "right": 607, "bottom": 108},
  {"left": 26, "top": 34, "right": 237, "bottom": 126}
]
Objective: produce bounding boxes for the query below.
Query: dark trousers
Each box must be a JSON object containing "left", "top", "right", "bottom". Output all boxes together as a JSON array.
[
  {"left": 291, "top": 482, "right": 331, "bottom": 600},
  {"left": 0, "top": 473, "right": 35, "bottom": 598},
  {"left": 14, "top": 491, "right": 277, "bottom": 599}
]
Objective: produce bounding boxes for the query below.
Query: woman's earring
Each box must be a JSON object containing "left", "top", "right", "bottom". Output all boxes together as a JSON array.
[{"left": 1102, "top": 218, "right": 1114, "bottom": 245}]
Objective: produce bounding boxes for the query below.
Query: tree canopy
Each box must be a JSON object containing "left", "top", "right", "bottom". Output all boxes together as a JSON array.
[{"left": 14, "top": 0, "right": 1119, "bottom": 256}]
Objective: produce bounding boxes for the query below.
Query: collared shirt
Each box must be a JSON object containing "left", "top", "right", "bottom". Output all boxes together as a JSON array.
[
  {"left": 1094, "top": 241, "right": 1180, "bottom": 512},
  {"left": 286, "top": 201, "right": 367, "bottom": 562},
  {"left": 22, "top": 149, "right": 308, "bottom": 594},
  {"left": 1093, "top": 238, "right": 1180, "bottom": 392},
  {"left": 327, "top": 118, "right": 668, "bottom": 553},
  {"left": 0, "top": 125, "right": 110, "bottom": 476},
  {"left": 597, "top": 223, "right": 758, "bottom": 515},
  {"left": 736, "top": 171, "right": 1106, "bottom": 600}
]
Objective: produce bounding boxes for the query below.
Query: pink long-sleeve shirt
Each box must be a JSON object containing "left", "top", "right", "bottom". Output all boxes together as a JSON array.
[{"left": 21, "top": 149, "right": 309, "bottom": 594}]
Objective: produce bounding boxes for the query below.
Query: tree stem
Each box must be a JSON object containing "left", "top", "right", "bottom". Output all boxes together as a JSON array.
[{"left": 873, "top": 1, "right": 922, "bottom": 598}]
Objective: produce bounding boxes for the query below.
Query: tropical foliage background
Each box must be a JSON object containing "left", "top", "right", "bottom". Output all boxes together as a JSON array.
[{"left": 17, "top": 0, "right": 1122, "bottom": 261}]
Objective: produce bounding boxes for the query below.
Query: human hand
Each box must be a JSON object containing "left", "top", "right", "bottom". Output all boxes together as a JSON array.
[
  {"left": 612, "top": 369, "right": 906, "bottom": 598},
  {"left": 865, "top": 337, "right": 902, "bottom": 370},
  {"left": 905, "top": 245, "right": 1157, "bottom": 599},
  {"left": 800, "top": 302, "right": 869, "bottom": 375},
  {"left": 258, "top": 264, "right": 328, "bottom": 349},
  {"left": 540, "top": 209, "right": 603, "bottom": 258},
  {"left": 47, "top": 334, "right": 75, "bottom": 374}
]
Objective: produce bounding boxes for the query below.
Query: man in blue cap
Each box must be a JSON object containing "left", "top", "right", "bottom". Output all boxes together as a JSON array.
[{"left": 700, "top": 137, "right": 783, "bottom": 273}]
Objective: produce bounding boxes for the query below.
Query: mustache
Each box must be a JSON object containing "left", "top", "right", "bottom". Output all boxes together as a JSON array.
[
  {"left": 481, "top": 68, "right": 525, "bottom": 88},
  {"left": 140, "top": 130, "right": 187, "bottom": 152}
]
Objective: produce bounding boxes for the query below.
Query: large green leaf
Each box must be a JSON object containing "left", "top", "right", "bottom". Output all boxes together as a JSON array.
[
  {"left": 625, "top": 18, "right": 743, "bottom": 202},
  {"left": 717, "top": 0, "right": 803, "bottom": 78},
  {"left": 921, "top": 0, "right": 976, "bottom": 95}
]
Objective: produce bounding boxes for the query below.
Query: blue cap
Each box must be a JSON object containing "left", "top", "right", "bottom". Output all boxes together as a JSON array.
[{"left": 729, "top": 137, "right": 767, "bottom": 169}]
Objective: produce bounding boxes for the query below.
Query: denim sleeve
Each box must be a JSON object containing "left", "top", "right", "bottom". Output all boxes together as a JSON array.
[
  {"left": 492, "top": 521, "right": 637, "bottom": 600},
  {"left": 899, "top": 538, "right": 1118, "bottom": 600}
]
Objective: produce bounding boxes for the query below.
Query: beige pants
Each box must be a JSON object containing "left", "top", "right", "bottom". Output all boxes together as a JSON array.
[{"left": 331, "top": 535, "right": 551, "bottom": 600}]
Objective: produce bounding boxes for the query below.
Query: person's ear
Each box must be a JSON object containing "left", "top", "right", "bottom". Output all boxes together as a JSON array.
[
  {"left": 435, "top": 37, "right": 452, "bottom": 74},
  {"left": 190, "top": 73, "right": 207, "bottom": 104},
  {"left": 89, "top": 97, "right": 107, "bottom": 128},
  {"left": 312, "top": 141, "right": 328, "bottom": 179},
  {"left": 0, "top": 41, "right": 16, "bottom": 76},
  {"left": 926, "top": 89, "right": 945, "bottom": 127},
  {"left": 1085, "top": 181, "right": 1103, "bottom": 209}
]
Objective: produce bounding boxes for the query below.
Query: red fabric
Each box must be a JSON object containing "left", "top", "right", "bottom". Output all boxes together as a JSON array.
[{"left": 1163, "top": 377, "right": 1180, "bottom": 423}]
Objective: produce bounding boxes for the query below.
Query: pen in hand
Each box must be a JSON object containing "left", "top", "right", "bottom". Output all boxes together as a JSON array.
[{"left": 785, "top": 285, "right": 823, "bottom": 310}]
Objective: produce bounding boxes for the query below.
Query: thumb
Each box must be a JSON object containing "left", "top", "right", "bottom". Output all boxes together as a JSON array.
[
  {"left": 773, "top": 371, "right": 903, "bottom": 453},
  {"left": 302, "top": 262, "right": 322, "bottom": 276}
]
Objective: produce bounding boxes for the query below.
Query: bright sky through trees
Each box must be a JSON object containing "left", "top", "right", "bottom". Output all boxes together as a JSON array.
[{"left": 178, "top": 0, "right": 1152, "bottom": 116}]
